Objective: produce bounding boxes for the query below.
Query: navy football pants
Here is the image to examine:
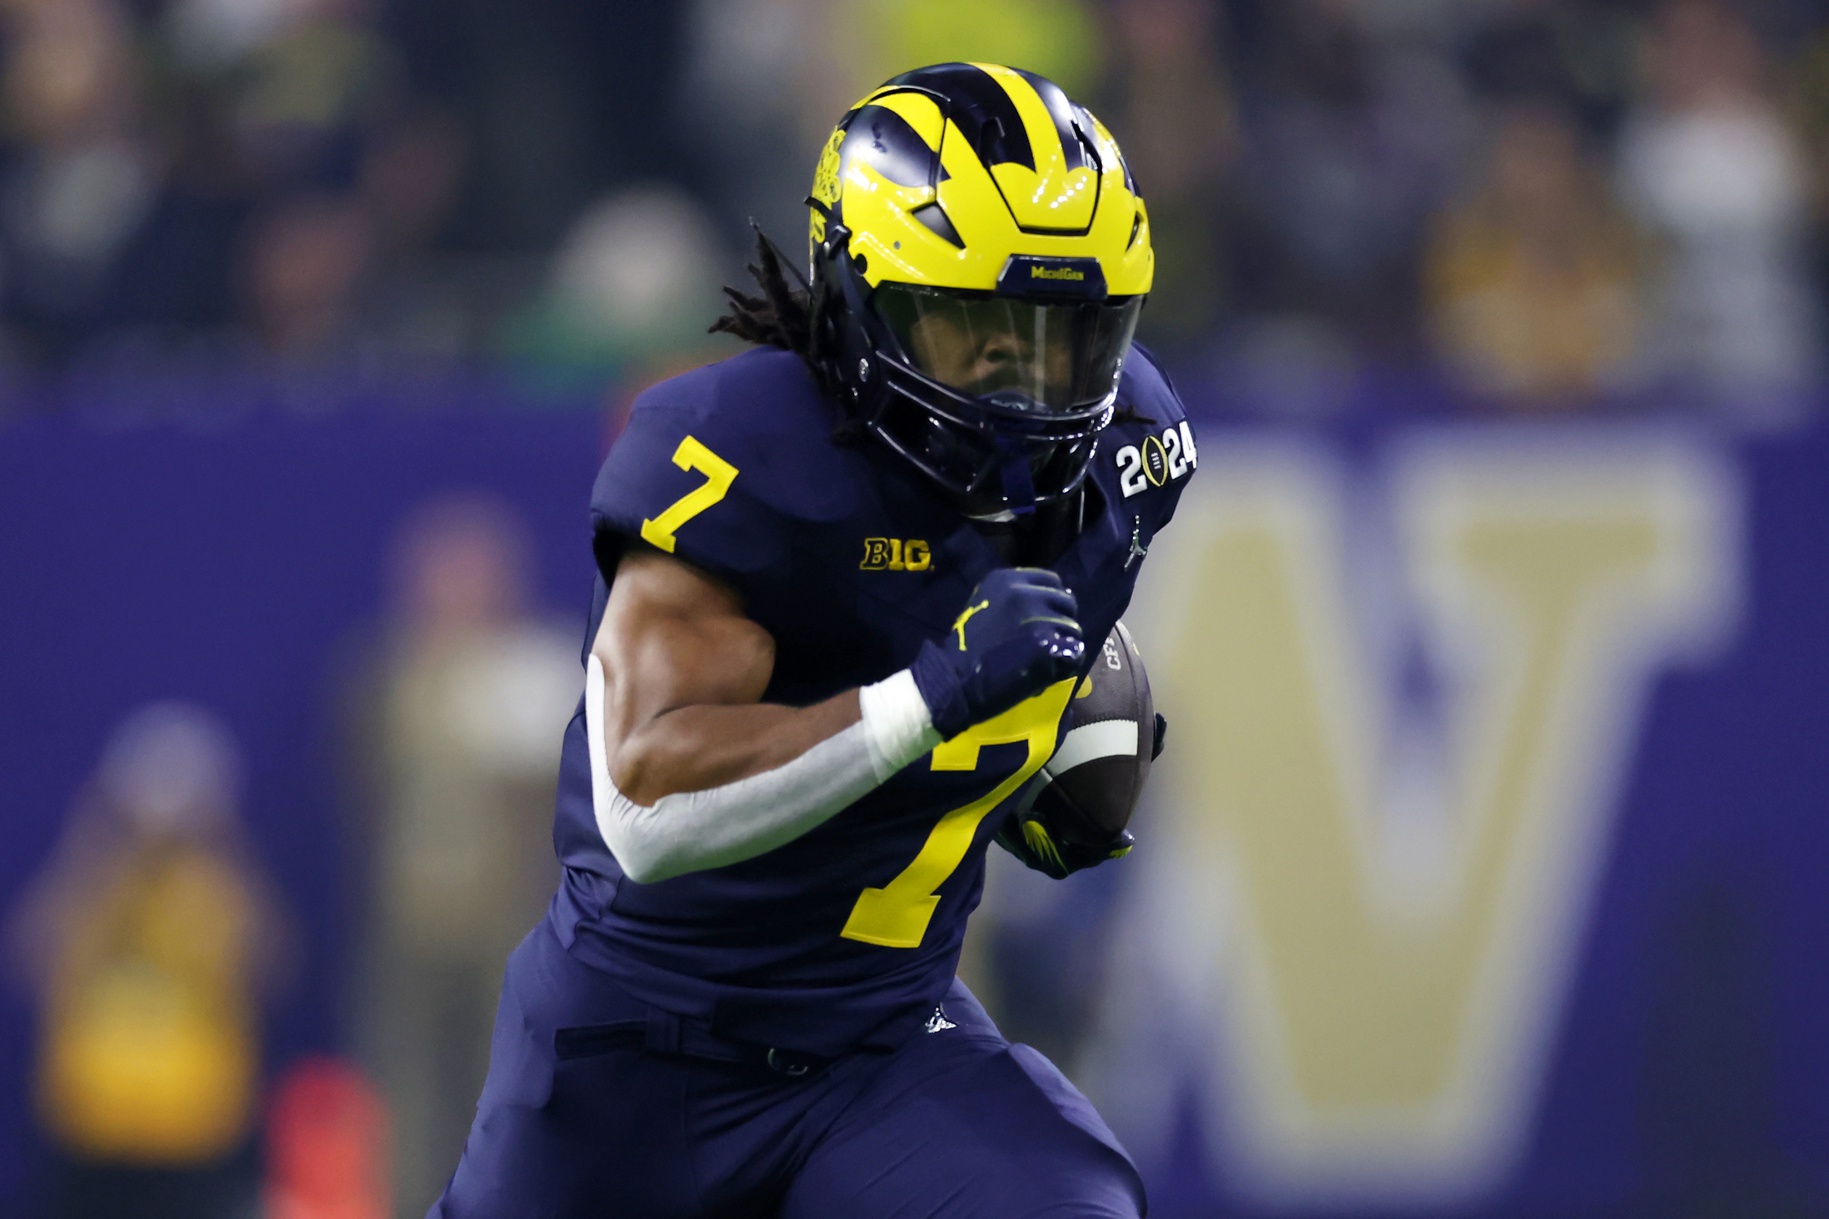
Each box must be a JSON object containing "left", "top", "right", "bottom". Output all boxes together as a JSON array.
[{"left": 431, "top": 922, "right": 1145, "bottom": 1219}]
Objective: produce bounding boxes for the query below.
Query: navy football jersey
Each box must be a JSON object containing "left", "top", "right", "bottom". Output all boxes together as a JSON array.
[{"left": 547, "top": 346, "right": 1193, "bottom": 1056}]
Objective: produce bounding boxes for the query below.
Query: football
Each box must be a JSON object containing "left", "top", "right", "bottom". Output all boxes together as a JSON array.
[{"left": 1033, "top": 620, "right": 1158, "bottom": 846}]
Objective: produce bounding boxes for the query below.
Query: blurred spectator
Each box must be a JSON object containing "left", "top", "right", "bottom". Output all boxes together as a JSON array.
[
  {"left": 498, "top": 184, "right": 727, "bottom": 388},
  {"left": 1619, "top": 0, "right": 1820, "bottom": 405},
  {"left": 351, "top": 494, "right": 577, "bottom": 1218},
  {"left": 1426, "top": 105, "right": 1646, "bottom": 404},
  {"left": 681, "top": 0, "right": 1106, "bottom": 261},
  {"left": 5, "top": 703, "right": 291, "bottom": 1219},
  {"left": 3, "top": 0, "right": 1829, "bottom": 400},
  {"left": 358, "top": 103, "right": 466, "bottom": 269},
  {"left": 677, "top": 0, "right": 850, "bottom": 252},
  {"left": 354, "top": 103, "right": 477, "bottom": 359},
  {"left": 1788, "top": 22, "right": 1829, "bottom": 289},
  {"left": 1103, "top": 0, "right": 1237, "bottom": 349},
  {"left": 842, "top": 0, "right": 1104, "bottom": 99},
  {"left": 242, "top": 192, "right": 376, "bottom": 356},
  {"left": 217, "top": 0, "right": 393, "bottom": 190},
  {"left": 0, "top": 0, "right": 164, "bottom": 358},
  {"left": 382, "top": 0, "right": 690, "bottom": 254},
  {"left": 264, "top": 1057, "right": 389, "bottom": 1219},
  {"left": 1225, "top": 0, "right": 1472, "bottom": 362},
  {"left": 163, "top": 0, "right": 307, "bottom": 69},
  {"left": 1461, "top": 0, "right": 1644, "bottom": 139}
]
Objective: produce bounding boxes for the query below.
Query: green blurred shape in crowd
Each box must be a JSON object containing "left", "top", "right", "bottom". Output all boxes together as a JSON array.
[{"left": 848, "top": 0, "right": 1103, "bottom": 99}]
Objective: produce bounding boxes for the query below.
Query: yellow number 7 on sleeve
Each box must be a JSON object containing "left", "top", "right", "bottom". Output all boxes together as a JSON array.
[{"left": 640, "top": 436, "right": 739, "bottom": 554}]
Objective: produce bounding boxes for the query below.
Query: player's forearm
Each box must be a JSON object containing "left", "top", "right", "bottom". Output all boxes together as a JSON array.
[
  {"left": 584, "top": 556, "right": 1081, "bottom": 884},
  {"left": 609, "top": 692, "right": 862, "bottom": 806},
  {"left": 586, "top": 658, "right": 940, "bottom": 883}
]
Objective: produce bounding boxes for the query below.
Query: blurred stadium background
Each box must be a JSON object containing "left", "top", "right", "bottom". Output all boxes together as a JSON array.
[{"left": 2, "top": 0, "right": 1827, "bottom": 1215}]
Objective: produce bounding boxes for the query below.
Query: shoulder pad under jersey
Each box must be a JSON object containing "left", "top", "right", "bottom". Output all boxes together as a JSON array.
[
  {"left": 590, "top": 347, "right": 861, "bottom": 588},
  {"left": 1119, "top": 343, "right": 1189, "bottom": 430}
]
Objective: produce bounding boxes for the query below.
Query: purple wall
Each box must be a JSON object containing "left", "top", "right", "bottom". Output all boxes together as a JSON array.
[{"left": 2, "top": 382, "right": 1826, "bottom": 1215}]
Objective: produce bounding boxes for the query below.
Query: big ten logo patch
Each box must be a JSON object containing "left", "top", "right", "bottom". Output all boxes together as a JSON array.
[
  {"left": 1113, "top": 433, "right": 1739, "bottom": 1207},
  {"left": 1116, "top": 421, "right": 1198, "bottom": 498},
  {"left": 861, "top": 538, "right": 932, "bottom": 572}
]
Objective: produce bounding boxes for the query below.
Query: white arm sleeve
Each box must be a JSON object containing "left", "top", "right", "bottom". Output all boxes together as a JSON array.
[{"left": 585, "top": 656, "right": 940, "bottom": 883}]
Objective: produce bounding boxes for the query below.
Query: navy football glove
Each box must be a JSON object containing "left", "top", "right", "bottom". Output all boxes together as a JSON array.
[
  {"left": 995, "top": 792, "right": 1134, "bottom": 880},
  {"left": 909, "top": 568, "right": 1085, "bottom": 740}
]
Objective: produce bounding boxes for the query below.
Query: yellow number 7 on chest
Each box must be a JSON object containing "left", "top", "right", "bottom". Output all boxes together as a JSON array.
[{"left": 841, "top": 678, "right": 1076, "bottom": 949}]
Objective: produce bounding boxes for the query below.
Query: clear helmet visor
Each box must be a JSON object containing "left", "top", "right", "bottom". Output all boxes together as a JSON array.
[{"left": 871, "top": 283, "right": 1143, "bottom": 415}]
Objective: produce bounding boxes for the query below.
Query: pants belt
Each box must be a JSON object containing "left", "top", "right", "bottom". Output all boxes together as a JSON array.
[{"left": 552, "top": 1009, "right": 833, "bottom": 1078}]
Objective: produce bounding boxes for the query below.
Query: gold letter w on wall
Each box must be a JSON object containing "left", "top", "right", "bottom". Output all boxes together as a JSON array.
[{"left": 1116, "top": 435, "right": 1738, "bottom": 1207}]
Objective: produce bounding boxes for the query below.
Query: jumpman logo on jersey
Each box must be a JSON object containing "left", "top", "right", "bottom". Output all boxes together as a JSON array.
[
  {"left": 1125, "top": 516, "right": 1149, "bottom": 569},
  {"left": 952, "top": 600, "right": 991, "bottom": 650}
]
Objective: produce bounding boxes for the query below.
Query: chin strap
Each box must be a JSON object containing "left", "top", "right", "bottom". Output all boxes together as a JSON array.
[{"left": 995, "top": 436, "right": 1038, "bottom": 516}]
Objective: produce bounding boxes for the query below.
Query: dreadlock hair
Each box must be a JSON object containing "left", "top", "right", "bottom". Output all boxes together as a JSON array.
[
  {"left": 710, "top": 226, "right": 869, "bottom": 443},
  {"left": 709, "top": 227, "right": 814, "bottom": 354}
]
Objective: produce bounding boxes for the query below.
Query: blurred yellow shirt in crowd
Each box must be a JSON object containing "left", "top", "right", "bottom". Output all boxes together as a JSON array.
[
  {"left": 1425, "top": 109, "right": 1646, "bottom": 404},
  {"left": 38, "top": 844, "right": 262, "bottom": 1164},
  {"left": 1427, "top": 206, "right": 1643, "bottom": 403}
]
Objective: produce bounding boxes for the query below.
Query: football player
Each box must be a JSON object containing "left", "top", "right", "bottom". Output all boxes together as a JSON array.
[{"left": 433, "top": 62, "right": 1195, "bottom": 1219}]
